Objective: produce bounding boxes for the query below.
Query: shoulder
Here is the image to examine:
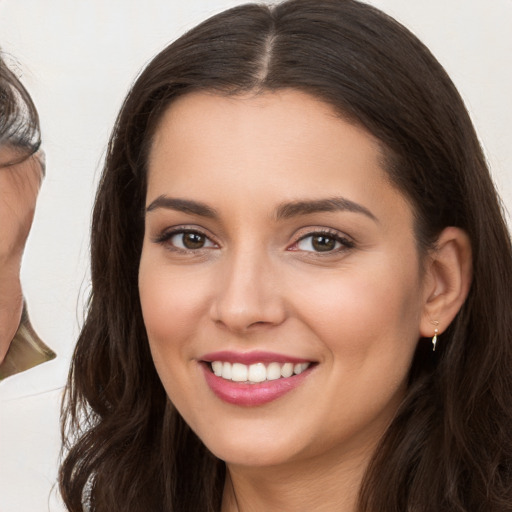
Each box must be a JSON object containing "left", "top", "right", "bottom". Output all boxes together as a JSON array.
[{"left": 0, "top": 305, "right": 56, "bottom": 382}]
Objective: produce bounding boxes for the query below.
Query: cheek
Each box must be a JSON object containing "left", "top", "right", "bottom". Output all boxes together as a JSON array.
[
  {"left": 291, "top": 257, "right": 423, "bottom": 368},
  {"left": 138, "top": 253, "right": 210, "bottom": 407},
  {"left": 139, "top": 253, "right": 209, "bottom": 345},
  {"left": 139, "top": 265, "right": 197, "bottom": 396},
  {"left": 288, "top": 261, "right": 423, "bottom": 436}
]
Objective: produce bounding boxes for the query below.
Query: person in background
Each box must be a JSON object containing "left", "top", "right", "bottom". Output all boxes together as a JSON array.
[
  {"left": 0, "top": 51, "right": 55, "bottom": 378},
  {"left": 0, "top": 51, "right": 64, "bottom": 512}
]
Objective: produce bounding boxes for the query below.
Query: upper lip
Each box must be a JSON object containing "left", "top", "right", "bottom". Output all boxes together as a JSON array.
[{"left": 200, "top": 350, "right": 313, "bottom": 365}]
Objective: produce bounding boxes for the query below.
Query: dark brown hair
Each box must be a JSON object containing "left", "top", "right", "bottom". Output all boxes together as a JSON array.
[
  {"left": 60, "top": 1, "right": 512, "bottom": 510},
  {"left": 0, "top": 51, "right": 41, "bottom": 165}
]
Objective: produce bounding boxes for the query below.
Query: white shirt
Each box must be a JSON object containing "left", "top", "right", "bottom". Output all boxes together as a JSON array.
[{"left": 0, "top": 357, "right": 68, "bottom": 512}]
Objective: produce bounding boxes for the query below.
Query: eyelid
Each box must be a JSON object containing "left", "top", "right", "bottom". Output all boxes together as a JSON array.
[
  {"left": 288, "top": 227, "right": 355, "bottom": 253},
  {"left": 152, "top": 225, "right": 219, "bottom": 249}
]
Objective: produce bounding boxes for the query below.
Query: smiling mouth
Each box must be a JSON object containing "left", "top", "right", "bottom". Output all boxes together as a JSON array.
[{"left": 208, "top": 361, "right": 312, "bottom": 384}]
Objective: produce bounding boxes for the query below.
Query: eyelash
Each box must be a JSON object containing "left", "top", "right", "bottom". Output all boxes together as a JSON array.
[
  {"left": 153, "top": 228, "right": 218, "bottom": 252},
  {"left": 153, "top": 227, "right": 354, "bottom": 254},
  {"left": 290, "top": 229, "right": 355, "bottom": 254}
]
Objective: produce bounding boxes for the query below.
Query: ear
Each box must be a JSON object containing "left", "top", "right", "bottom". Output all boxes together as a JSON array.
[{"left": 419, "top": 227, "right": 473, "bottom": 338}]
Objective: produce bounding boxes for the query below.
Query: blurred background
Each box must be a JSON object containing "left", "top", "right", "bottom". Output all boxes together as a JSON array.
[{"left": 0, "top": 0, "right": 510, "bottom": 370}]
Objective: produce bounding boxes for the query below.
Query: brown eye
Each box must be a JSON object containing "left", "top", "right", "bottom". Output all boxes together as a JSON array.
[
  {"left": 294, "top": 231, "right": 354, "bottom": 253},
  {"left": 311, "top": 235, "right": 337, "bottom": 252},
  {"left": 163, "top": 230, "right": 216, "bottom": 250},
  {"left": 297, "top": 234, "right": 341, "bottom": 252},
  {"left": 181, "top": 232, "right": 206, "bottom": 249}
]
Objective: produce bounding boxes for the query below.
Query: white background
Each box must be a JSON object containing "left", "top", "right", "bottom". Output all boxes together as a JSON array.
[{"left": 0, "top": 0, "right": 511, "bottom": 366}]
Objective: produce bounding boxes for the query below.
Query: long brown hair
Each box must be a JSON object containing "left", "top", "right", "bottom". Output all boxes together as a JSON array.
[{"left": 60, "top": 1, "right": 512, "bottom": 510}]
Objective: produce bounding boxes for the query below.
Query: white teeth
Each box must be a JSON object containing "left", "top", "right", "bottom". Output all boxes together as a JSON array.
[
  {"left": 281, "top": 362, "right": 294, "bottom": 378},
  {"left": 231, "top": 363, "right": 248, "bottom": 382},
  {"left": 294, "top": 363, "right": 308, "bottom": 375},
  {"left": 266, "top": 362, "right": 282, "bottom": 381},
  {"left": 210, "top": 361, "right": 311, "bottom": 383},
  {"left": 248, "top": 363, "right": 267, "bottom": 383},
  {"left": 212, "top": 361, "right": 223, "bottom": 376},
  {"left": 222, "top": 361, "right": 232, "bottom": 380}
]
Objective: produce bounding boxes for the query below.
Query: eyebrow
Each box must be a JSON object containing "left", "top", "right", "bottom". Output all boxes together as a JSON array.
[
  {"left": 275, "top": 197, "right": 377, "bottom": 222},
  {"left": 145, "top": 195, "right": 217, "bottom": 217},
  {"left": 145, "top": 195, "right": 377, "bottom": 222}
]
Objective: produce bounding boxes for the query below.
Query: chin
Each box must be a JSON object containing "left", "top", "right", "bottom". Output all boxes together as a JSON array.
[
  {"left": 213, "top": 445, "right": 293, "bottom": 469},
  {"left": 197, "top": 424, "right": 303, "bottom": 469}
]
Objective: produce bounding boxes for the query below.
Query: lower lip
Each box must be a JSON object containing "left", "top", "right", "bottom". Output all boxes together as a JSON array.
[{"left": 201, "top": 364, "right": 313, "bottom": 407}]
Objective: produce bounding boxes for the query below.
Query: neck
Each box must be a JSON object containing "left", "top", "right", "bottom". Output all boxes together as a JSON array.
[{"left": 221, "top": 444, "right": 373, "bottom": 512}]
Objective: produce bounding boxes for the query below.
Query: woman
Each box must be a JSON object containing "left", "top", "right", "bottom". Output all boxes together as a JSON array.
[
  {"left": 0, "top": 52, "right": 62, "bottom": 512},
  {"left": 60, "top": 0, "right": 512, "bottom": 510},
  {"left": 0, "top": 51, "right": 56, "bottom": 376},
  {"left": 0, "top": 52, "right": 55, "bottom": 377}
]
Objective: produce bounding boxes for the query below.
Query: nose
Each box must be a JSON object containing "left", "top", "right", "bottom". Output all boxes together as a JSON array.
[{"left": 209, "top": 248, "right": 287, "bottom": 333}]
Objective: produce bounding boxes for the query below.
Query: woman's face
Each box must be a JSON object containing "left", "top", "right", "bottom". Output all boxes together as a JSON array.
[{"left": 139, "top": 90, "right": 430, "bottom": 470}]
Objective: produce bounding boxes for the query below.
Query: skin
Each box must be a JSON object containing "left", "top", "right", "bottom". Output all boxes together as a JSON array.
[
  {"left": 139, "top": 90, "right": 471, "bottom": 511},
  {"left": 0, "top": 147, "right": 43, "bottom": 363}
]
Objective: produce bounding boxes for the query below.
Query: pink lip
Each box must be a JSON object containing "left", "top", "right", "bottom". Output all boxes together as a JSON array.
[
  {"left": 200, "top": 355, "right": 314, "bottom": 407},
  {"left": 200, "top": 350, "right": 311, "bottom": 365}
]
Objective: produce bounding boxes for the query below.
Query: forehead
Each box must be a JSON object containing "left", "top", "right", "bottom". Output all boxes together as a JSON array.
[
  {"left": 146, "top": 89, "right": 415, "bottom": 245},
  {"left": 148, "top": 90, "right": 386, "bottom": 190},
  {"left": 151, "top": 89, "right": 376, "bottom": 147}
]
